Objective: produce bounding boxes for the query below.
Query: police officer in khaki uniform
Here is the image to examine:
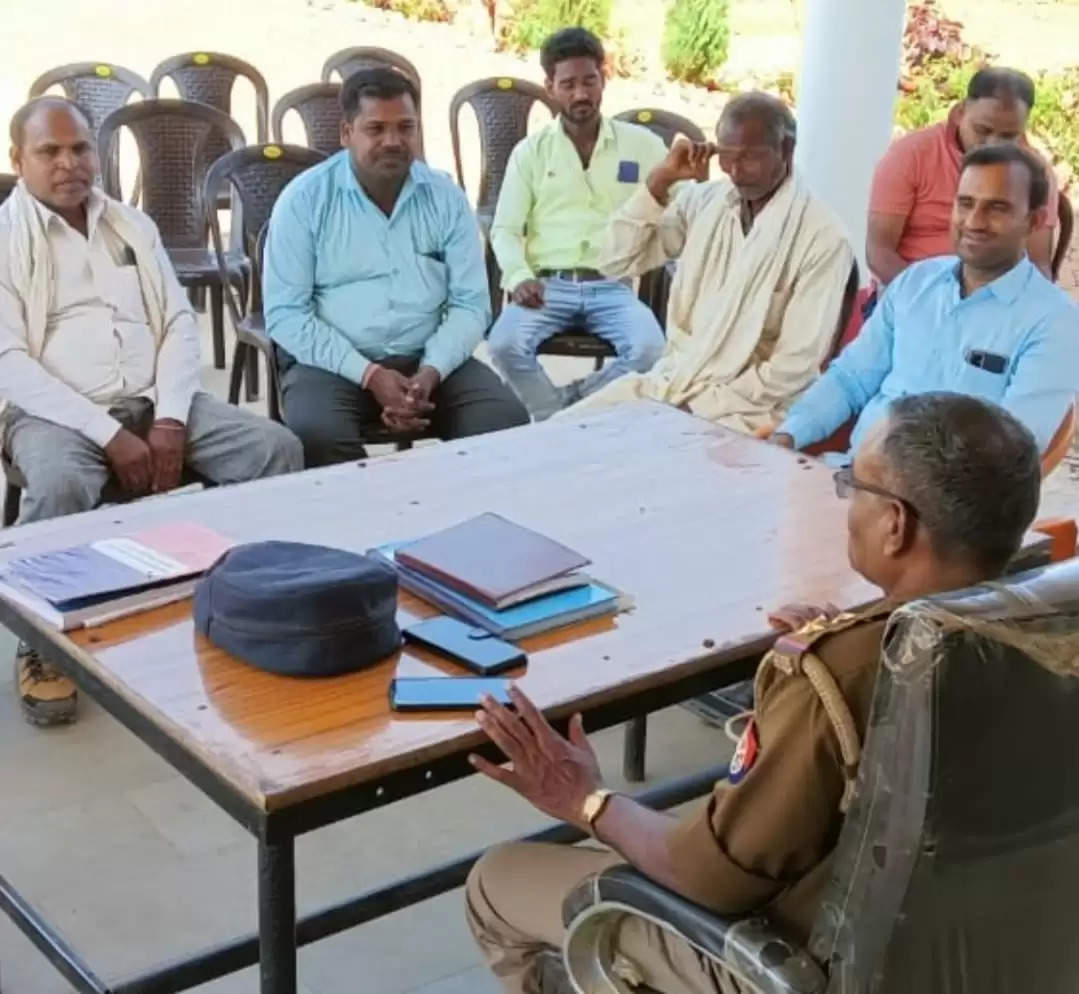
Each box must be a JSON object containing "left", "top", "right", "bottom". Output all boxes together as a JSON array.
[{"left": 465, "top": 391, "right": 1042, "bottom": 994}]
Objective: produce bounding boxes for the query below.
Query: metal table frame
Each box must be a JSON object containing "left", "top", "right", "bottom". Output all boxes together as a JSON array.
[{"left": 0, "top": 597, "right": 762, "bottom": 994}]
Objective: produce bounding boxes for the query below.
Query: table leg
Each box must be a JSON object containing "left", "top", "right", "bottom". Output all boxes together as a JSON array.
[
  {"left": 258, "top": 838, "right": 297, "bottom": 994},
  {"left": 622, "top": 716, "right": 647, "bottom": 783}
]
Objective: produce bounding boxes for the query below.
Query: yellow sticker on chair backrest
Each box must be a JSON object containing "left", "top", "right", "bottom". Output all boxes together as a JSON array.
[
  {"left": 193, "top": 53, "right": 211, "bottom": 65},
  {"left": 95, "top": 65, "right": 113, "bottom": 78},
  {"left": 497, "top": 78, "right": 514, "bottom": 90},
  {"left": 637, "top": 110, "right": 653, "bottom": 123},
  {"left": 263, "top": 144, "right": 283, "bottom": 159}
]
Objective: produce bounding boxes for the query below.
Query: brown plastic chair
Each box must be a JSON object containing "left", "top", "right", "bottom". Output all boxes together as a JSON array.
[
  {"left": 28, "top": 62, "right": 153, "bottom": 194},
  {"left": 450, "top": 76, "right": 557, "bottom": 322},
  {"left": 613, "top": 107, "right": 706, "bottom": 146},
  {"left": 271, "top": 83, "right": 343, "bottom": 156},
  {"left": 150, "top": 52, "right": 269, "bottom": 211},
  {"left": 320, "top": 47, "right": 424, "bottom": 155},
  {"left": 1052, "top": 190, "right": 1074, "bottom": 283},
  {"left": 321, "top": 45, "right": 421, "bottom": 88},
  {"left": 202, "top": 144, "right": 327, "bottom": 414},
  {"left": 450, "top": 77, "right": 557, "bottom": 233},
  {"left": 28, "top": 61, "right": 152, "bottom": 133},
  {"left": 0, "top": 174, "right": 16, "bottom": 204},
  {"left": 97, "top": 99, "right": 247, "bottom": 371}
]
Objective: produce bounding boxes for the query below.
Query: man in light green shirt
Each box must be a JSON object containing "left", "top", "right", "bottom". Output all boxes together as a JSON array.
[{"left": 487, "top": 28, "right": 668, "bottom": 420}]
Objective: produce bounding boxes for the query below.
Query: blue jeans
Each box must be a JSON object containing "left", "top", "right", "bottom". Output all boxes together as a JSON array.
[{"left": 487, "top": 278, "right": 665, "bottom": 420}]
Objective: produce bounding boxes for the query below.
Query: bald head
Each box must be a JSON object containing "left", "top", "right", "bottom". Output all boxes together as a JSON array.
[
  {"left": 9, "top": 96, "right": 91, "bottom": 149},
  {"left": 9, "top": 97, "right": 97, "bottom": 216}
]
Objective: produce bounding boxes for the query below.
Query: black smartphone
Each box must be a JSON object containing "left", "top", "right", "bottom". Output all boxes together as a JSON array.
[
  {"left": 402, "top": 616, "right": 526, "bottom": 675},
  {"left": 389, "top": 676, "right": 511, "bottom": 712}
]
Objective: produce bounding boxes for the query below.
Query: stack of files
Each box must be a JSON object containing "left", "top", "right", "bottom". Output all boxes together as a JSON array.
[
  {"left": 0, "top": 522, "right": 233, "bottom": 631},
  {"left": 368, "top": 513, "right": 624, "bottom": 640}
]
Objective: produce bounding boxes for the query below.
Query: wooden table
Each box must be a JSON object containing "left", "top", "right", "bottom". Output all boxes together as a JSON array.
[{"left": 0, "top": 403, "right": 881, "bottom": 994}]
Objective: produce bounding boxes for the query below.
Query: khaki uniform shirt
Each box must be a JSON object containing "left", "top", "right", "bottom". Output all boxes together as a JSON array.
[{"left": 663, "top": 605, "right": 891, "bottom": 943}]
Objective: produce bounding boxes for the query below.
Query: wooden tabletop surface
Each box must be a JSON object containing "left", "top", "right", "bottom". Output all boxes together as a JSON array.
[{"left": 0, "top": 403, "right": 879, "bottom": 812}]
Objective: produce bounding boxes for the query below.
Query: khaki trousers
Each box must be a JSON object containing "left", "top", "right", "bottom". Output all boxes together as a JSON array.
[{"left": 465, "top": 842, "right": 745, "bottom": 994}]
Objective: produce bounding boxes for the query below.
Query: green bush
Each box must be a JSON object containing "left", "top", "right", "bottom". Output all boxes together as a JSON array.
[
  {"left": 358, "top": 0, "right": 452, "bottom": 22},
  {"left": 1030, "top": 68, "right": 1079, "bottom": 186},
  {"left": 500, "top": 0, "right": 612, "bottom": 53},
  {"left": 662, "top": 0, "right": 730, "bottom": 86}
]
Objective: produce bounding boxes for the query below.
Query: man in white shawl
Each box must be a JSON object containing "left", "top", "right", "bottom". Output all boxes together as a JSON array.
[
  {"left": 0, "top": 97, "right": 302, "bottom": 726},
  {"left": 567, "top": 93, "right": 855, "bottom": 434}
]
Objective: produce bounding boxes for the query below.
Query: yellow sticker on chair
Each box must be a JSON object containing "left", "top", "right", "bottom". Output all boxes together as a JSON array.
[
  {"left": 194, "top": 53, "right": 211, "bottom": 65},
  {"left": 263, "top": 145, "right": 283, "bottom": 159},
  {"left": 637, "top": 110, "right": 653, "bottom": 123},
  {"left": 95, "top": 65, "right": 113, "bottom": 78},
  {"left": 497, "top": 78, "right": 514, "bottom": 90}
]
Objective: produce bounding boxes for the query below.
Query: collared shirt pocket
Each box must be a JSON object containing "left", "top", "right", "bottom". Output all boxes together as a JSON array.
[
  {"left": 955, "top": 346, "right": 1011, "bottom": 400},
  {"left": 103, "top": 263, "right": 150, "bottom": 325},
  {"left": 414, "top": 252, "right": 449, "bottom": 308}
]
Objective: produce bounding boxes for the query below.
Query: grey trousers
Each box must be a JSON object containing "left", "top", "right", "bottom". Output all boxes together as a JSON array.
[
  {"left": 6, "top": 393, "right": 304, "bottom": 524},
  {"left": 277, "top": 352, "right": 530, "bottom": 468}
]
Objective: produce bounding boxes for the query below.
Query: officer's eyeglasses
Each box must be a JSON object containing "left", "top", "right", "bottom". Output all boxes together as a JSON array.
[{"left": 833, "top": 467, "right": 920, "bottom": 520}]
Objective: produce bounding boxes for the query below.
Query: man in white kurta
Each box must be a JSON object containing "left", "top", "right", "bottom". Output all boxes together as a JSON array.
[{"left": 567, "top": 93, "right": 855, "bottom": 434}]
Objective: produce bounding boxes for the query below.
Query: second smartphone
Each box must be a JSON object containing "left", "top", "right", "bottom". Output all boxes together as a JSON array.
[{"left": 402, "top": 616, "right": 526, "bottom": 675}]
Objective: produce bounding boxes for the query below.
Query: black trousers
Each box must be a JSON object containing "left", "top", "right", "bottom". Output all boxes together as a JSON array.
[{"left": 277, "top": 351, "right": 530, "bottom": 468}]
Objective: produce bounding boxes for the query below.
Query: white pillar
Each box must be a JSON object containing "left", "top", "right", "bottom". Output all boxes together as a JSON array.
[{"left": 794, "top": 0, "right": 906, "bottom": 278}]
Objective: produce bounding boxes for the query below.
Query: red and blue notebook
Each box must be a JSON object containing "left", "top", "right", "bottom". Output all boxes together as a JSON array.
[{"left": 0, "top": 522, "right": 233, "bottom": 630}]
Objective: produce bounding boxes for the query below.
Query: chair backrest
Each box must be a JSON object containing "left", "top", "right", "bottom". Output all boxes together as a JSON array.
[
  {"left": 614, "top": 108, "right": 706, "bottom": 147},
  {"left": 320, "top": 46, "right": 422, "bottom": 90},
  {"left": 0, "top": 174, "right": 16, "bottom": 205},
  {"left": 810, "top": 560, "right": 1079, "bottom": 994},
  {"left": 271, "top": 83, "right": 343, "bottom": 156},
  {"left": 1052, "top": 190, "right": 1074, "bottom": 283},
  {"left": 98, "top": 99, "right": 245, "bottom": 248},
  {"left": 150, "top": 51, "right": 269, "bottom": 157},
  {"left": 449, "top": 76, "right": 557, "bottom": 229},
  {"left": 28, "top": 62, "right": 153, "bottom": 137},
  {"left": 320, "top": 47, "right": 424, "bottom": 156},
  {"left": 202, "top": 143, "right": 326, "bottom": 321}
]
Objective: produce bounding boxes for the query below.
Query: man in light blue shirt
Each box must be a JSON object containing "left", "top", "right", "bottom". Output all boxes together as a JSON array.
[
  {"left": 775, "top": 143, "right": 1078, "bottom": 460},
  {"left": 264, "top": 68, "right": 527, "bottom": 467}
]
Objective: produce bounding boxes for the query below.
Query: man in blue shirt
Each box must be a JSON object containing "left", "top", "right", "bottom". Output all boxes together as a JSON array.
[
  {"left": 775, "top": 143, "right": 1078, "bottom": 460},
  {"left": 264, "top": 69, "right": 527, "bottom": 467}
]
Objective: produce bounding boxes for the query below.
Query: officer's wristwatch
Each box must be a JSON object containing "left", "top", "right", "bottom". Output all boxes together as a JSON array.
[{"left": 581, "top": 788, "right": 617, "bottom": 836}]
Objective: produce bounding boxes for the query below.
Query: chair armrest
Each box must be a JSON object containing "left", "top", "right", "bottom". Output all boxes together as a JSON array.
[{"left": 563, "top": 865, "right": 826, "bottom": 994}]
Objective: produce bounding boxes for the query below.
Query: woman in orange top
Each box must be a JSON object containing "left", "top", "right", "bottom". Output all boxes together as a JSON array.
[{"left": 867, "top": 67, "right": 1058, "bottom": 284}]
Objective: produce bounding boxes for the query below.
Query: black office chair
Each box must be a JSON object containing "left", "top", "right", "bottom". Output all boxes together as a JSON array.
[
  {"left": 562, "top": 558, "right": 1079, "bottom": 994},
  {"left": 0, "top": 174, "right": 16, "bottom": 204}
]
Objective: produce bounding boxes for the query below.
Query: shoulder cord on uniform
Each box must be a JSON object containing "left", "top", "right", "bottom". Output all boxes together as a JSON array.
[
  {"left": 753, "top": 648, "right": 862, "bottom": 813},
  {"left": 801, "top": 654, "right": 861, "bottom": 813}
]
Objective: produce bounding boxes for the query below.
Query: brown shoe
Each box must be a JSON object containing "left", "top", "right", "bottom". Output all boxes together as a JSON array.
[{"left": 16, "top": 644, "right": 77, "bottom": 727}]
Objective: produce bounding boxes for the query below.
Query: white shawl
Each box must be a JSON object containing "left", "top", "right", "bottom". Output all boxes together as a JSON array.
[
  {"left": 3, "top": 179, "right": 170, "bottom": 361},
  {"left": 569, "top": 175, "right": 818, "bottom": 418}
]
